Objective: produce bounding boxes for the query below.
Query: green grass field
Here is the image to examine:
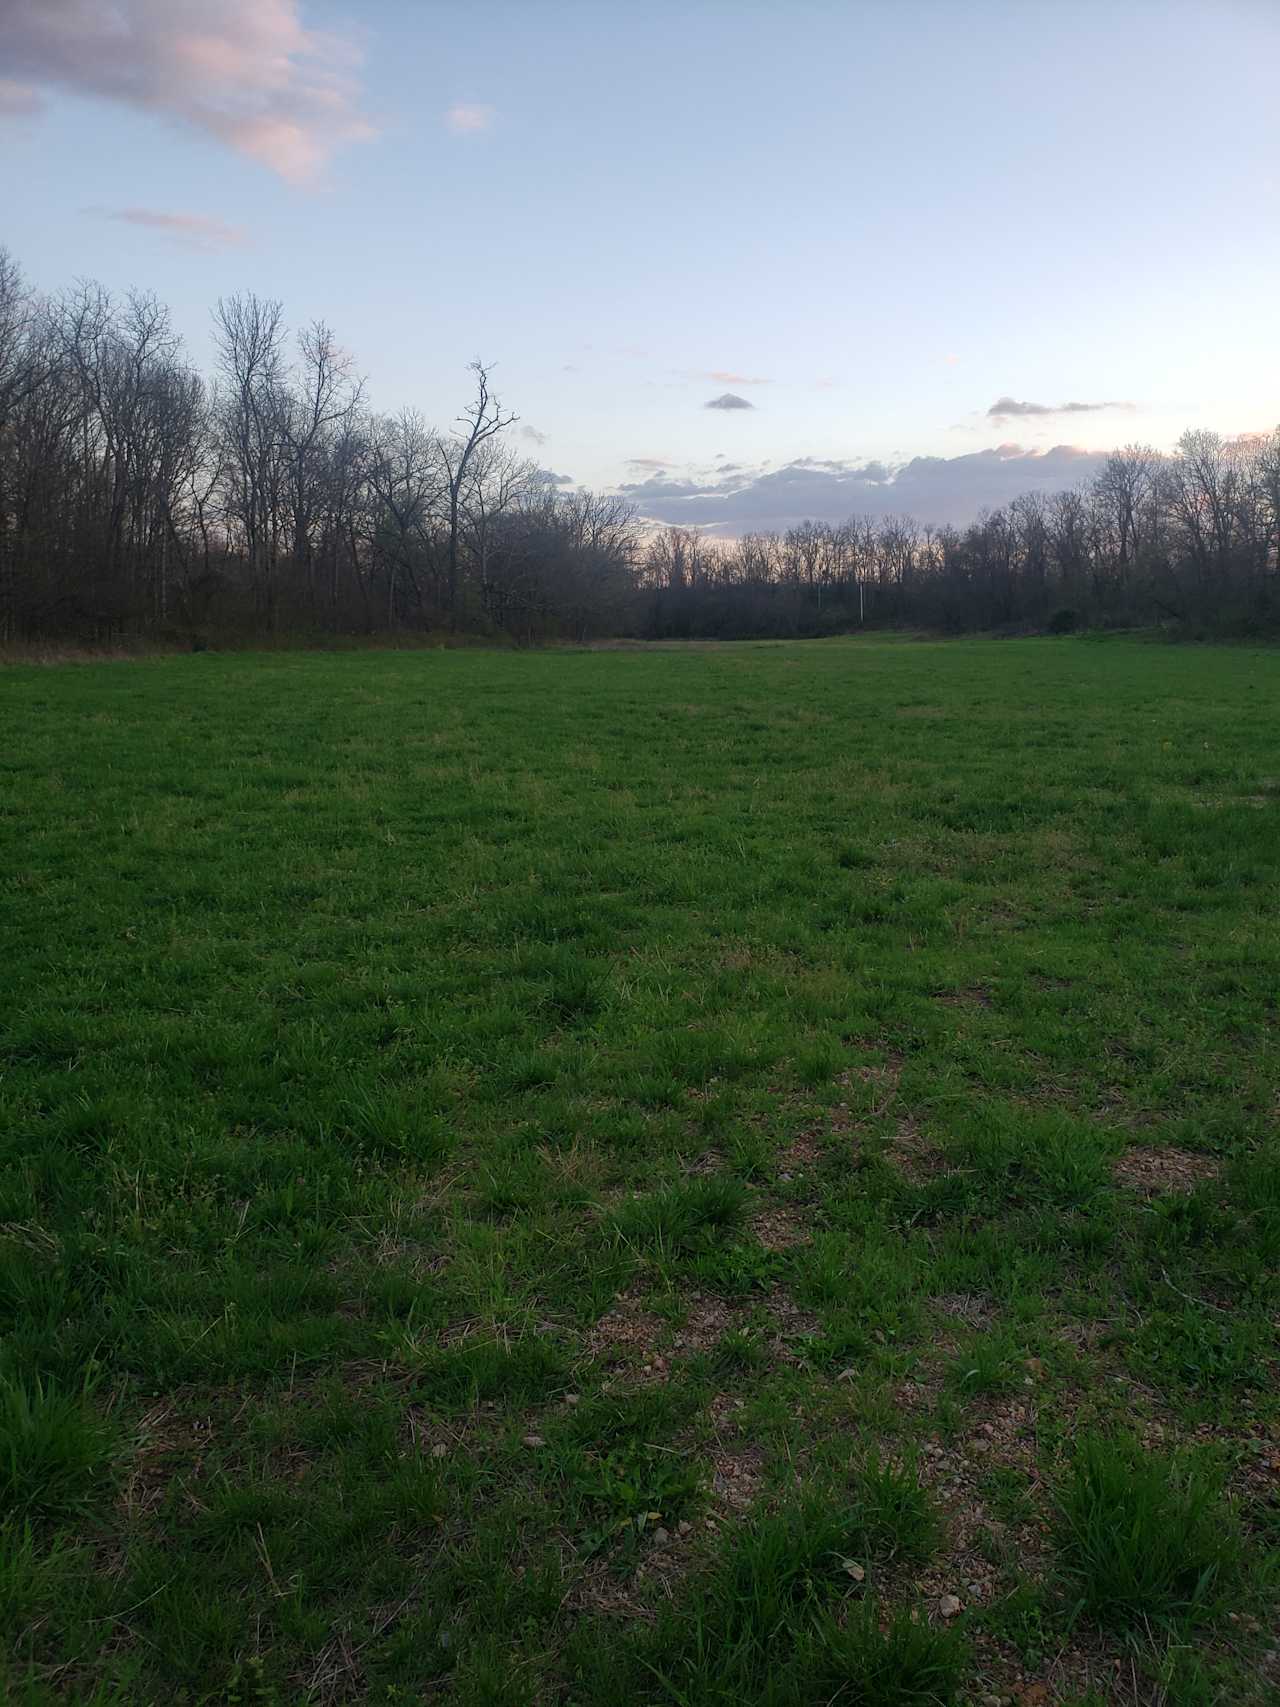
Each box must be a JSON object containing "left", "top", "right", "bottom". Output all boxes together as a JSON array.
[{"left": 2, "top": 636, "right": 1279, "bottom": 1705}]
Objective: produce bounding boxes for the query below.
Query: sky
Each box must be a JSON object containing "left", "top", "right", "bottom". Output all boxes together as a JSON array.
[{"left": 2, "top": 0, "right": 1278, "bottom": 535}]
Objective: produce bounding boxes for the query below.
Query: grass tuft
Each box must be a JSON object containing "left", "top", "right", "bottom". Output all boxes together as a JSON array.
[
  {"left": 0, "top": 1375, "right": 115, "bottom": 1521},
  {"left": 1052, "top": 1432, "right": 1243, "bottom": 1629},
  {"left": 803, "top": 1597, "right": 967, "bottom": 1706}
]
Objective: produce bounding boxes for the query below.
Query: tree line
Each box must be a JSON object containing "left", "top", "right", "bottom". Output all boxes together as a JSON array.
[
  {"left": 2, "top": 245, "right": 1277, "bottom": 645},
  {"left": 642, "top": 435, "right": 1280, "bottom": 639},
  {"left": 0, "top": 247, "right": 639, "bottom": 644}
]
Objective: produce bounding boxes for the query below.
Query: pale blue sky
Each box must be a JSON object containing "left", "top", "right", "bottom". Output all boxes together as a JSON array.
[{"left": 2, "top": 0, "right": 1277, "bottom": 529}]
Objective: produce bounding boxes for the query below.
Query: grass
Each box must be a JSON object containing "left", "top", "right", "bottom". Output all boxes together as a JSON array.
[
  {"left": 0, "top": 633, "right": 1278, "bottom": 1702},
  {"left": 0, "top": 1375, "right": 115, "bottom": 1521},
  {"left": 1053, "top": 1432, "right": 1243, "bottom": 1630}
]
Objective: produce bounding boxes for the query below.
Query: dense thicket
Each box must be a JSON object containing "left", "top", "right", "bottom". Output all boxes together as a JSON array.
[{"left": 2, "top": 246, "right": 1277, "bottom": 644}]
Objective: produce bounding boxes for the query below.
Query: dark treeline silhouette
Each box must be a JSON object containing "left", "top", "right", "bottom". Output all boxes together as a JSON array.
[
  {"left": 2, "top": 245, "right": 1278, "bottom": 646},
  {"left": 641, "top": 439, "right": 1280, "bottom": 638},
  {"left": 0, "top": 247, "right": 639, "bottom": 644}
]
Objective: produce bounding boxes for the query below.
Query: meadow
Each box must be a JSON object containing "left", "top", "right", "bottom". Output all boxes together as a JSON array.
[{"left": 1, "top": 635, "right": 1278, "bottom": 1705}]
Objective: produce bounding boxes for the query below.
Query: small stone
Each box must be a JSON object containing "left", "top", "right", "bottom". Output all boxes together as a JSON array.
[
  {"left": 522, "top": 1434, "right": 545, "bottom": 1447},
  {"left": 431, "top": 1443, "right": 448, "bottom": 1458},
  {"left": 937, "top": 1594, "right": 962, "bottom": 1618},
  {"left": 841, "top": 1559, "right": 866, "bottom": 1582},
  {"left": 677, "top": 1520, "right": 692, "bottom": 1535},
  {"left": 564, "top": 1393, "right": 580, "bottom": 1406},
  {"left": 652, "top": 1526, "right": 670, "bottom": 1545}
]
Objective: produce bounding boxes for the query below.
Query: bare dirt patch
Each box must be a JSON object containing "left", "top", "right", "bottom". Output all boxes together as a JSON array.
[
  {"left": 775, "top": 1125, "right": 826, "bottom": 1177},
  {"left": 933, "top": 985, "right": 993, "bottom": 1008},
  {"left": 586, "top": 1287, "right": 665, "bottom": 1372},
  {"left": 669, "top": 1294, "right": 739, "bottom": 1355},
  {"left": 1112, "top": 1145, "right": 1221, "bottom": 1195},
  {"left": 704, "top": 1392, "right": 767, "bottom": 1514},
  {"left": 764, "top": 1292, "right": 821, "bottom": 1361},
  {"left": 751, "top": 1203, "right": 810, "bottom": 1251}
]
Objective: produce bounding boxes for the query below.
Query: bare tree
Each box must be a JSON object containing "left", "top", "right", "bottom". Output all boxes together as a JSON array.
[
  {"left": 279, "top": 320, "right": 363, "bottom": 607},
  {"left": 437, "top": 361, "right": 517, "bottom": 619},
  {"left": 213, "top": 293, "right": 287, "bottom": 627}
]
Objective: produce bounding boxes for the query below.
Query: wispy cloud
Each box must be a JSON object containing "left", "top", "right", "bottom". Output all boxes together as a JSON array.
[
  {"left": 987, "top": 395, "right": 1135, "bottom": 423},
  {"left": 520, "top": 424, "right": 549, "bottom": 446},
  {"left": 702, "top": 369, "right": 770, "bottom": 386},
  {"left": 704, "top": 392, "right": 755, "bottom": 411},
  {"left": 626, "top": 456, "right": 675, "bottom": 470},
  {"left": 530, "top": 467, "right": 573, "bottom": 487},
  {"left": 0, "top": 0, "right": 374, "bottom": 183},
  {"left": 83, "top": 205, "right": 248, "bottom": 250},
  {"left": 445, "top": 102, "right": 494, "bottom": 134}
]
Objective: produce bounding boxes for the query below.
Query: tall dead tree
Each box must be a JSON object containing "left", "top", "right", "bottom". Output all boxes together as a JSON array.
[{"left": 438, "top": 361, "right": 516, "bottom": 620}]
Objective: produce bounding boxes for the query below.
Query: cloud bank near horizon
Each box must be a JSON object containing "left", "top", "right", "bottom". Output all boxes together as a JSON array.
[
  {"left": 0, "top": 0, "right": 374, "bottom": 183},
  {"left": 617, "top": 443, "right": 1115, "bottom": 534}
]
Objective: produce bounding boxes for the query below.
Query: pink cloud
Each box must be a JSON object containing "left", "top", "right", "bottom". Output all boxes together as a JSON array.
[
  {"left": 84, "top": 206, "right": 248, "bottom": 250},
  {"left": 703, "top": 369, "right": 770, "bottom": 385},
  {"left": 0, "top": 0, "right": 375, "bottom": 183}
]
